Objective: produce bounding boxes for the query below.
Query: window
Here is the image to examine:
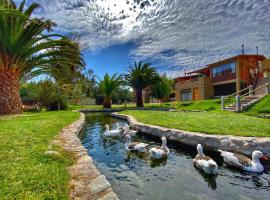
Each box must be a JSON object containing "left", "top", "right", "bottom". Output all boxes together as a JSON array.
[
  {"left": 212, "top": 62, "right": 236, "bottom": 78},
  {"left": 214, "top": 82, "right": 236, "bottom": 96},
  {"left": 181, "top": 89, "right": 192, "bottom": 101}
]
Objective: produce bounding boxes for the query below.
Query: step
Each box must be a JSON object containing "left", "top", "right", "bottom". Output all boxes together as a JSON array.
[{"left": 243, "top": 96, "right": 261, "bottom": 100}]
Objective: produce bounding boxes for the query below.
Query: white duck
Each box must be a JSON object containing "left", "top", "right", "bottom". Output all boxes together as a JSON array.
[
  {"left": 149, "top": 136, "right": 170, "bottom": 159},
  {"left": 104, "top": 124, "right": 122, "bottom": 137},
  {"left": 193, "top": 144, "right": 218, "bottom": 175},
  {"left": 219, "top": 150, "right": 268, "bottom": 173},
  {"left": 125, "top": 134, "right": 148, "bottom": 152}
]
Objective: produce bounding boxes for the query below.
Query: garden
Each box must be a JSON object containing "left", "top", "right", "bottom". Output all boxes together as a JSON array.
[{"left": 1, "top": 0, "right": 270, "bottom": 199}]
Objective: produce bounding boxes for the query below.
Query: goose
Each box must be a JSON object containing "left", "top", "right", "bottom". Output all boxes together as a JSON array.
[
  {"left": 219, "top": 150, "right": 268, "bottom": 173},
  {"left": 149, "top": 136, "right": 170, "bottom": 159},
  {"left": 104, "top": 124, "right": 122, "bottom": 137},
  {"left": 125, "top": 134, "right": 148, "bottom": 152},
  {"left": 193, "top": 144, "right": 218, "bottom": 175},
  {"left": 122, "top": 127, "right": 137, "bottom": 136},
  {"left": 115, "top": 123, "right": 129, "bottom": 131}
]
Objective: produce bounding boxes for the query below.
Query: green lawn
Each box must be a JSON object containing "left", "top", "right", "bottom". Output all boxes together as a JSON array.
[
  {"left": 69, "top": 98, "right": 233, "bottom": 112},
  {"left": 0, "top": 111, "right": 80, "bottom": 199},
  {"left": 68, "top": 103, "right": 171, "bottom": 110},
  {"left": 121, "top": 110, "right": 270, "bottom": 137},
  {"left": 68, "top": 103, "right": 136, "bottom": 110},
  {"left": 172, "top": 99, "right": 221, "bottom": 111},
  {"left": 247, "top": 95, "right": 270, "bottom": 114}
]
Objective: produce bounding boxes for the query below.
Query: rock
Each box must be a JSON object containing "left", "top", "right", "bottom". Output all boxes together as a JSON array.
[
  {"left": 98, "top": 192, "right": 119, "bottom": 200},
  {"left": 89, "top": 175, "right": 111, "bottom": 194},
  {"left": 44, "top": 150, "right": 60, "bottom": 157}
]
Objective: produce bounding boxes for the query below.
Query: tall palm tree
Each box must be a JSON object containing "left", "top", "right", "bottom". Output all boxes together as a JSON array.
[
  {"left": 125, "top": 61, "right": 160, "bottom": 107},
  {"left": 99, "top": 73, "right": 123, "bottom": 108},
  {"left": 0, "top": 0, "right": 84, "bottom": 114}
]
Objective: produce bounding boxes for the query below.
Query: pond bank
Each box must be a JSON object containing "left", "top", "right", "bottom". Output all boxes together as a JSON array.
[
  {"left": 55, "top": 113, "right": 119, "bottom": 200},
  {"left": 111, "top": 112, "right": 270, "bottom": 156}
]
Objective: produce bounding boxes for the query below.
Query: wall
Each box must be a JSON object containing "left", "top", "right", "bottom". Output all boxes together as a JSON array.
[{"left": 175, "top": 77, "right": 213, "bottom": 101}]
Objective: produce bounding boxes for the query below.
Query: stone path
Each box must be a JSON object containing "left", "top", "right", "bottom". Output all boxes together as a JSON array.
[{"left": 51, "top": 113, "right": 119, "bottom": 200}]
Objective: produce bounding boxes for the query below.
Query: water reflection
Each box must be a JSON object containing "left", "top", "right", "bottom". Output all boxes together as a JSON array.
[
  {"left": 81, "top": 113, "right": 270, "bottom": 200},
  {"left": 195, "top": 168, "right": 218, "bottom": 190}
]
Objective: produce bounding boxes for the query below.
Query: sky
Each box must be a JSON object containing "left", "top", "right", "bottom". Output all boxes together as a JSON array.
[{"left": 19, "top": 0, "right": 270, "bottom": 78}]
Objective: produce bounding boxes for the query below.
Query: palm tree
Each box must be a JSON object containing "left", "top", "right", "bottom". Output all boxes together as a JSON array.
[
  {"left": 125, "top": 61, "right": 160, "bottom": 107},
  {"left": 99, "top": 73, "right": 123, "bottom": 108},
  {"left": 0, "top": 0, "right": 84, "bottom": 114}
]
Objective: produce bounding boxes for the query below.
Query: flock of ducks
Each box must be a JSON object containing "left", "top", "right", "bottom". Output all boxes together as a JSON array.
[{"left": 104, "top": 123, "right": 269, "bottom": 175}]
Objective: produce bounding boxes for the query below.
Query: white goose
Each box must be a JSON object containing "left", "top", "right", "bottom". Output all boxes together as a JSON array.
[
  {"left": 125, "top": 134, "right": 148, "bottom": 152},
  {"left": 123, "top": 127, "right": 137, "bottom": 137},
  {"left": 219, "top": 150, "right": 268, "bottom": 173},
  {"left": 149, "top": 136, "right": 170, "bottom": 159},
  {"left": 115, "top": 123, "right": 129, "bottom": 131},
  {"left": 104, "top": 124, "right": 122, "bottom": 137},
  {"left": 193, "top": 144, "right": 218, "bottom": 175}
]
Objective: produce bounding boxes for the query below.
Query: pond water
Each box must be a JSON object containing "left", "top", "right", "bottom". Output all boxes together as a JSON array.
[{"left": 81, "top": 113, "right": 270, "bottom": 200}]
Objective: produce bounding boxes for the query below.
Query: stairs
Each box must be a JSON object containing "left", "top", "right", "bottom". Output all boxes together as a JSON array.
[
  {"left": 255, "top": 77, "right": 270, "bottom": 96},
  {"left": 225, "top": 95, "right": 265, "bottom": 112},
  {"left": 224, "top": 77, "right": 270, "bottom": 112}
]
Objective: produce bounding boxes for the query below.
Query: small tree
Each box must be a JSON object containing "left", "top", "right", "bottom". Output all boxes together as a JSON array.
[
  {"left": 151, "top": 75, "right": 174, "bottom": 107},
  {"left": 71, "top": 83, "right": 83, "bottom": 105},
  {"left": 99, "top": 73, "right": 122, "bottom": 108}
]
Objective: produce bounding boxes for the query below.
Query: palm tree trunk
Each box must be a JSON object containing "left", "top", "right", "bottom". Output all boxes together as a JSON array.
[
  {"left": 0, "top": 71, "right": 23, "bottom": 115},
  {"left": 136, "top": 89, "right": 144, "bottom": 107},
  {"left": 103, "top": 96, "right": 112, "bottom": 108}
]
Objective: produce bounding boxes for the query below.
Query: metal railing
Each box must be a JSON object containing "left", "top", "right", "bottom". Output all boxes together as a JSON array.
[
  {"left": 240, "top": 82, "right": 270, "bottom": 98},
  {"left": 221, "top": 82, "right": 270, "bottom": 112}
]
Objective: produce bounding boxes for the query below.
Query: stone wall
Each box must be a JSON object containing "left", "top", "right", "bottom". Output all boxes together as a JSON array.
[
  {"left": 55, "top": 113, "right": 119, "bottom": 200},
  {"left": 111, "top": 113, "right": 270, "bottom": 156}
]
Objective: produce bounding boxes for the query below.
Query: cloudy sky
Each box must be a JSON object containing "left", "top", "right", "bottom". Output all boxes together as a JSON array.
[{"left": 25, "top": 0, "right": 270, "bottom": 77}]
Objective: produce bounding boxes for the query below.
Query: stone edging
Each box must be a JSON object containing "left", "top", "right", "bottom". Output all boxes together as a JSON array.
[
  {"left": 111, "top": 112, "right": 270, "bottom": 156},
  {"left": 53, "top": 113, "right": 119, "bottom": 200}
]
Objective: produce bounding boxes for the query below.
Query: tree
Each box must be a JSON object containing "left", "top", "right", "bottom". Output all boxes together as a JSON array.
[
  {"left": 0, "top": 0, "right": 84, "bottom": 114},
  {"left": 151, "top": 74, "right": 174, "bottom": 106},
  {"left": 99, "top": 73, "right": 123, "bottom": 108},
  {"left": 125, "top": 61, "right": 160, "bottom": 107},
  {"left": 112, "top": 87, "right": 133, "bottom": 104}
]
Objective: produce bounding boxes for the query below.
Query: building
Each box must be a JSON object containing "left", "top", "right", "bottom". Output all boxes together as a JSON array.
[{"left": 175, "top": 54, "right": 270, "bottom": 101}]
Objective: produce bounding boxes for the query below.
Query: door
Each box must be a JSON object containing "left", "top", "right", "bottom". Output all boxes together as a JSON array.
[{"left": 193, "top": 87, "right": 200, "bottom": 101}]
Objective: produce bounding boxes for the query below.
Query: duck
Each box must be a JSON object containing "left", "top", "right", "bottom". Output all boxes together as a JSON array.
[
  {"left": 149, "top": 136, "right": 169, "bottom": 159},
  {"left": 104, "top": 124, "right": 122, "bottom": 137},
  {"left": 193, "top": 144, "right": 218, "bottom": 175},
  {"left": 125, "top": 134, "right": 148, "bottom": 152},
  {"left": 219, "top": 150, "right": 268, "bottom": 173}
]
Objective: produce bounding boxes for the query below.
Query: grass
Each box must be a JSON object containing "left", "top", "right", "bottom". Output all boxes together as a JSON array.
[
  {"left": 68, "top": 103, "right": 172, "bottom": 111},
  {"left": 0, "top": 111, "right": 80, "bottom": 199},
  {"left": 121, "top": 110, "right": 270, "bottom": 137},
  {"left": 68, "top": 98, "right": 235, "bottom": 112},
  {"left": 247, "top": 95, "right": 270, "bottom": 114},
  {"left": 68, "top": 103, "right": 135, "bottom": 110},
  {"left": 172, "top": 99, "right": 221, "bottom": 111}
]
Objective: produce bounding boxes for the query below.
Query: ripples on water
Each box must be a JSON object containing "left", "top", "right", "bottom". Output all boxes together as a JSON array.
[{"left": 81, "top": 113, "right": 270, "bottom": 200}]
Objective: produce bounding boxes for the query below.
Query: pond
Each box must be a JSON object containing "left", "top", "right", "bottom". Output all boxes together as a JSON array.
[{"left": 81, "top": 113, "right": 270, "bottom": 200}]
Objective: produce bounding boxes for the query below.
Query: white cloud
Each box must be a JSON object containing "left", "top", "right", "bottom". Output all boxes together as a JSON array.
[{"left": 35, "top": 0, "right": 270, "bottom": 77}]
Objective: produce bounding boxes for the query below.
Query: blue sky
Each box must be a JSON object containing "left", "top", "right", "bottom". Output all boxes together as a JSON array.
[
  {"left": 21, "top": 0, "right": 270, "bottom": 78},
  {"left": 83, "top": 42, "right": 135, "bottom": 78}
]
